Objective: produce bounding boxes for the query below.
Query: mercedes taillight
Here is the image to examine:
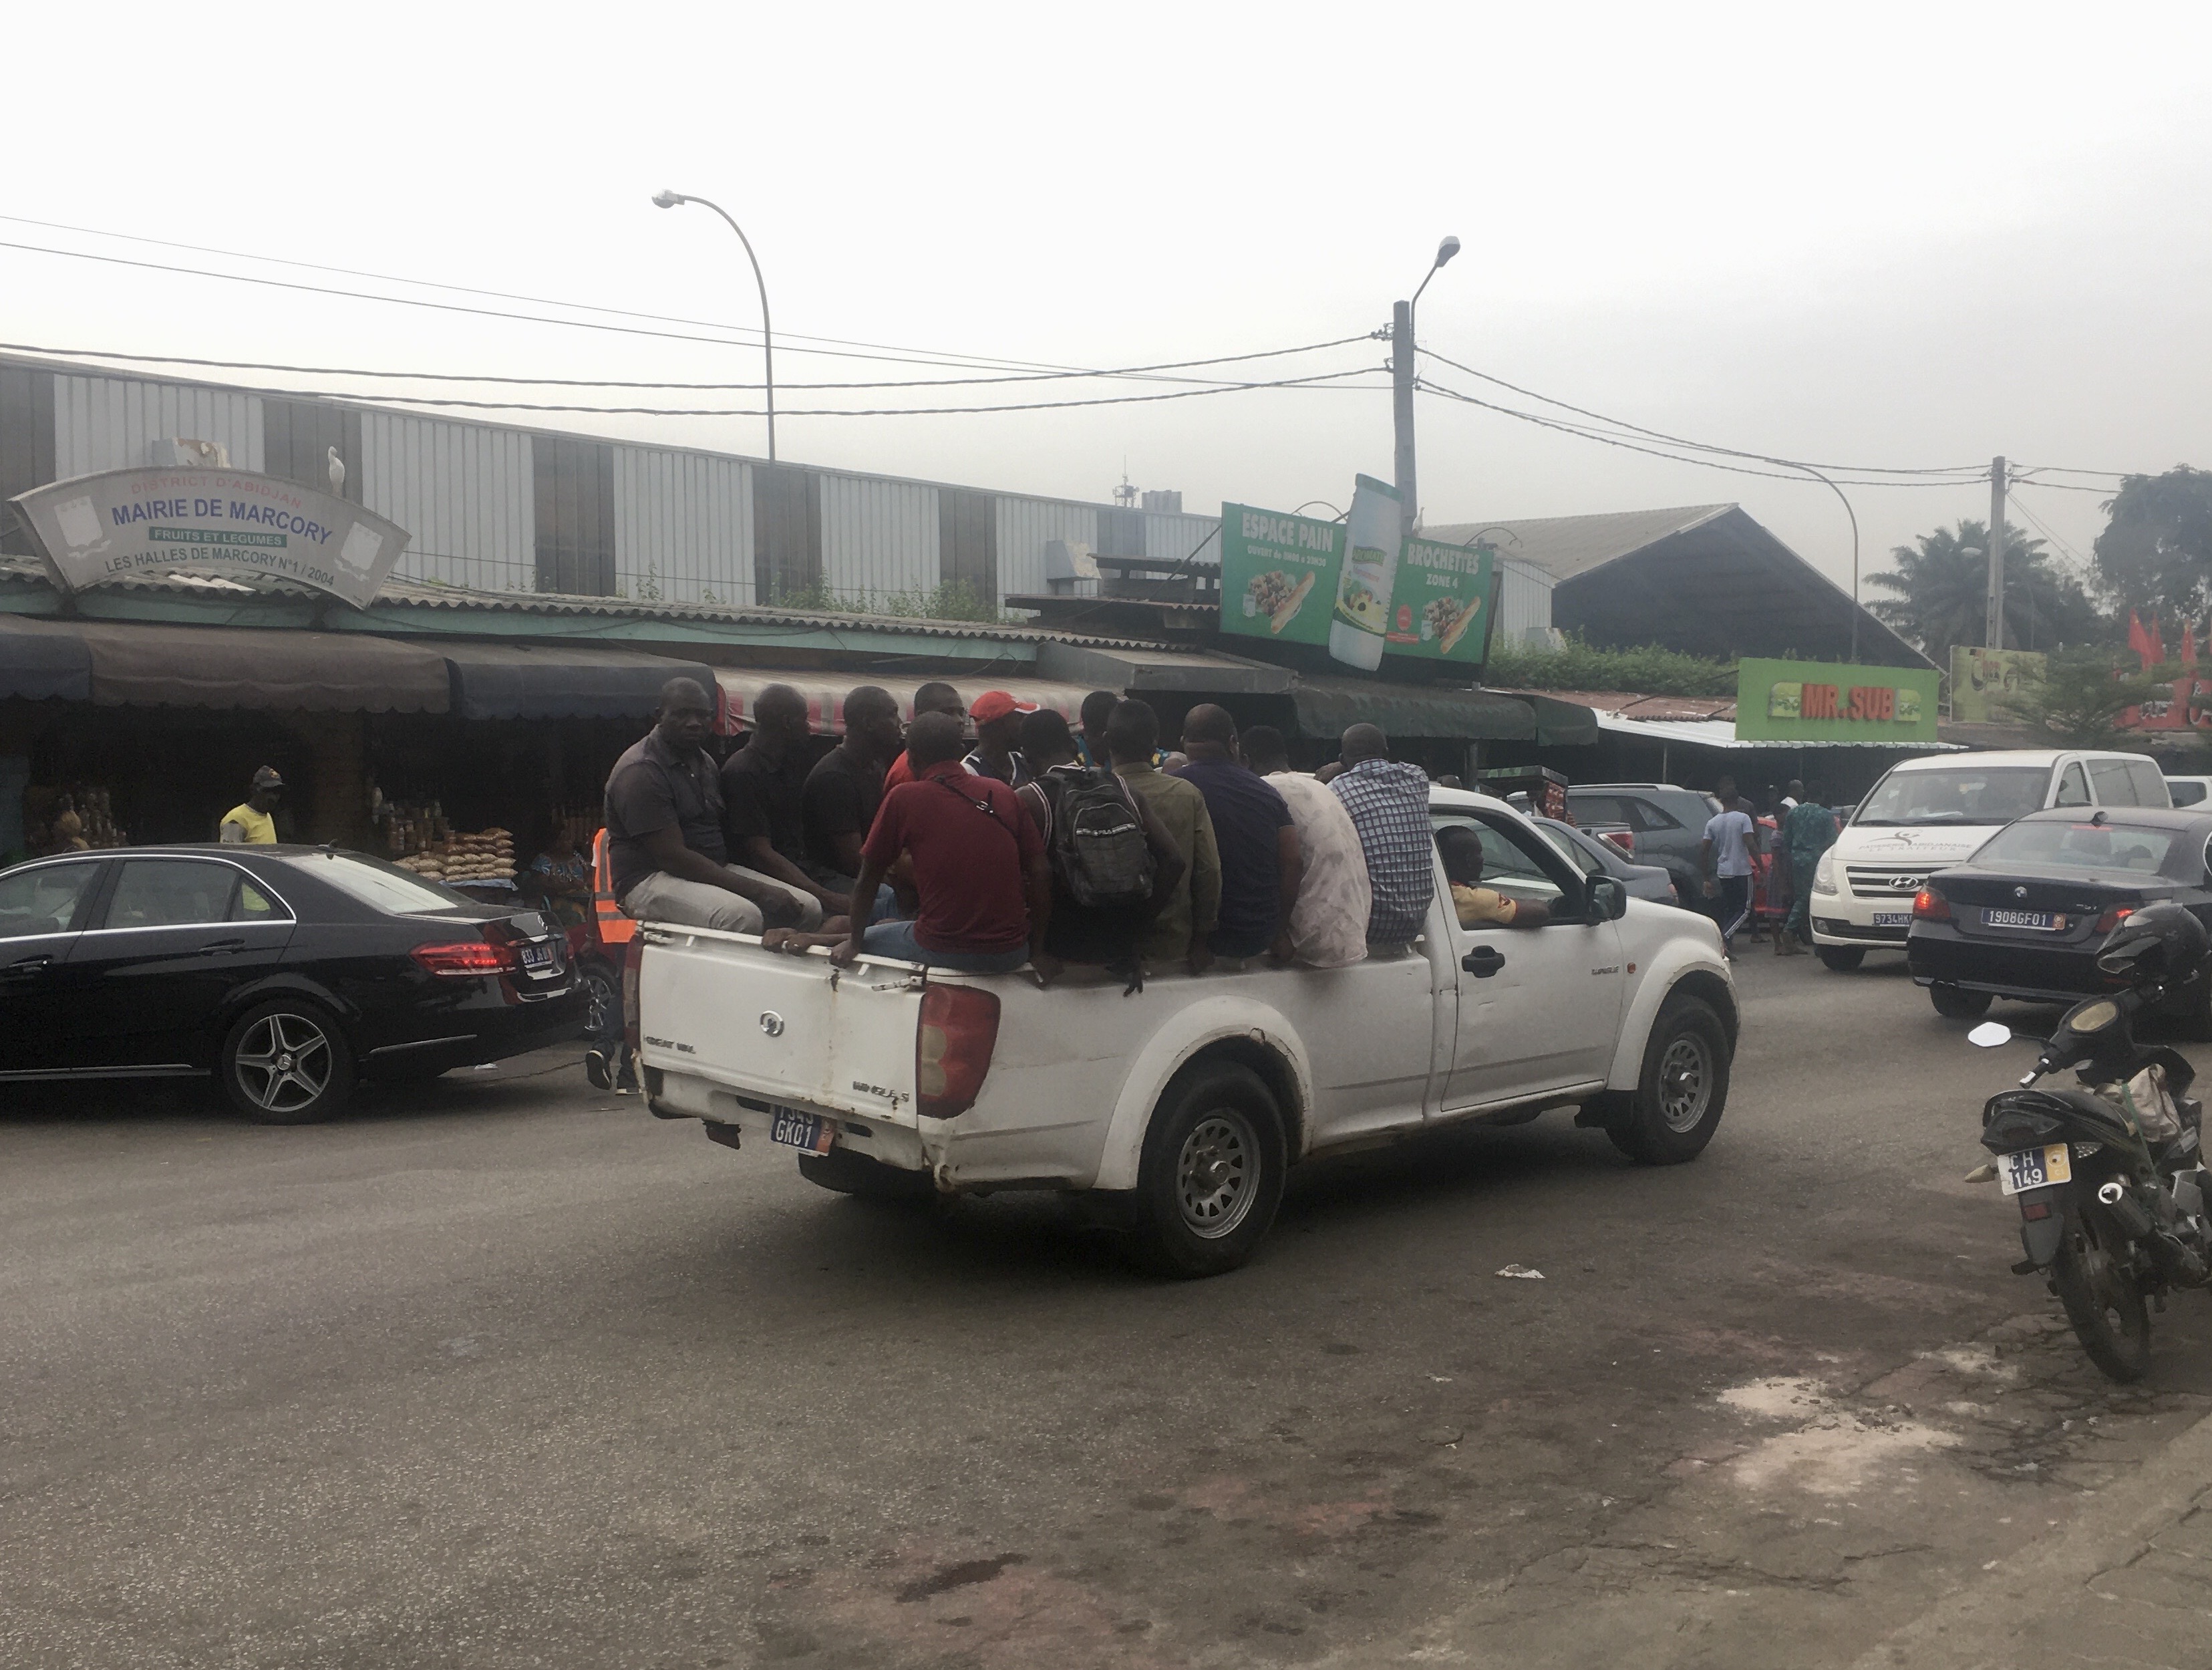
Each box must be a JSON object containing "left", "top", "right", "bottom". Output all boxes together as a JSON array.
[{"left": 917, "top": 984, "right": 1001, "bottom": 1119}]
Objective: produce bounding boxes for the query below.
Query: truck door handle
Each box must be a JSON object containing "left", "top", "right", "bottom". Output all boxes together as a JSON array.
[
  {"left": 3, "top": 954, "right": 53, "bottom": 978},
  {"left": 1461, "top": 946, "right": 1507, "bottom": 978}
]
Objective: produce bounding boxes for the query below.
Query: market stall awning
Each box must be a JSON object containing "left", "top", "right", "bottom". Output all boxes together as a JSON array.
[
  {"left": 441, "top": 644, "right": 716, "bottom": 720},
  {"left": 713, "top": 670, "right": 1100, "bottom": 736},
  {"left": 1289, "top": 678, "right": 1545, "bottom": 743},
  {"left": 0, "top": 613, "right": 94, "bottom": 702},
  {"left": 1034, "top": 640, "right": 1295, "bottom": 695},
  {"left": 12, "top": 618, "right": 450, "bottom": 711},
  {"left": 1527, "top": 693, "right": 1601, "bottom": 748},
  {"left": 1593, "top": 714, "right": 1965, "bottom": 752}
]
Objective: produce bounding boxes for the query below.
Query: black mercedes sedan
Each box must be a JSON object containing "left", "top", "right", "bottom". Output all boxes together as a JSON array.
[
  {"left": 1905, "top": 806, "right": 2212, "bottom": 1030},
  {"left": 0, "top": 845, "right": 582, "bottom": 1121}
]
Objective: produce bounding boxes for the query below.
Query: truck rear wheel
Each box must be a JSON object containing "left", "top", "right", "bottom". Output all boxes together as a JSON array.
[
  {"left": 797, "top": 1147, "right": 936, "bottom": 1202},
  {"left": 1816, "top": 946, "right": 1865, "bottom": 972},
  {"left": 1134, "top": 1061, "right": 1286, "bottom": 1278},
  {"left": 1603, "top": 996, "right": 1730, "bottom": 1165}
]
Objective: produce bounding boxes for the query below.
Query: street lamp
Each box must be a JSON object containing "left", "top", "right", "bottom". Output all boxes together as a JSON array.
[
  {"left": 1393, "top": 235, "right": 1460, "bottom": 535},
  {"left": 653, "top": 188, "right": 777, "bottom": 461}
]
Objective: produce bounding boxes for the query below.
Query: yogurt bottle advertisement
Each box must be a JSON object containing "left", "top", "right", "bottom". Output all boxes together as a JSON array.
[{"left": 1218, "top": 477, "right": 1496, "bottom": 670}]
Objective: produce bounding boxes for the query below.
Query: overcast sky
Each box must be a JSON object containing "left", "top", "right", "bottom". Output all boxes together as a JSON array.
[{"left": 9, "top": 2, "right": 2210, "bottom": 612}]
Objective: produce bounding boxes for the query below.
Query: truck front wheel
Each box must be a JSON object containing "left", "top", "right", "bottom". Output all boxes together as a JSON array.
[
  {"left": 1602, "top": 996, "right": 1730, "bottom": 1165},
  {"left": 1134, "top": 1062, "right": 1287, "bottom": 1278}
]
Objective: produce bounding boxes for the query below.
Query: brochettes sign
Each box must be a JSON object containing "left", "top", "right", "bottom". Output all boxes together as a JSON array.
[{"left": 9, "top": 468, "right": 411, "bottom": 609}]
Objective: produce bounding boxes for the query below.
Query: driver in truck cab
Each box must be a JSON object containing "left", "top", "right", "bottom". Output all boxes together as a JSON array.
[{"left": 1436, "top": 824, "right": 1550, "bottom": 930}]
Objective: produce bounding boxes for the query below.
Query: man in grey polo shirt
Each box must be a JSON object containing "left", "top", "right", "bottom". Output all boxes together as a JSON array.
[{"left": 603, "top": 677, "right": 822, "bottom": 934}]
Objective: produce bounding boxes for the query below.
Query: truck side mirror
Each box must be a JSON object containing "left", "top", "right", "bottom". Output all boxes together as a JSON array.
[{"left": 1587, "top": 875, "right": 1629, "bottom": 920}]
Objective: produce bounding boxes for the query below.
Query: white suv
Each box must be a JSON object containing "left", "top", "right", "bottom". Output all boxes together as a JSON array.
[{"left": 1809, "top": 750, "right": 2170, "bottom": 970}]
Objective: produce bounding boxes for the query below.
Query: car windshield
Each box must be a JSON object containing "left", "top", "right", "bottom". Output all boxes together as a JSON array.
[
  {"left": 1972, "top": 820, "right": 2181, "bottom": 875},
  {"left": 280, "top": 851, "right": 472, "bottom": 915},
  {"left": 1853, "top": 766, "right": 2049, "bottom": 826}
]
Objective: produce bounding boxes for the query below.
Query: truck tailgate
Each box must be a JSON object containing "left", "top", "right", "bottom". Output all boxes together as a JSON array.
[{"left": 638, "top": 928, "right": 924, "bottom": 1126}]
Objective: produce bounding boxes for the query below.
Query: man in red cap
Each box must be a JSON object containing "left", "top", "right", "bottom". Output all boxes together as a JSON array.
[{"left": 963, "top": 690, "right": 1038, "bottom": 787}]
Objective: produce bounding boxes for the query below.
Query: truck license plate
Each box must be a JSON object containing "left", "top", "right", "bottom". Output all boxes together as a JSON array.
[
  {"left": 1872, "top": 912, "right": 1911, "bottom": 928},
  {"left": 1984, "top": 908, "right": 2060, "bottom": 930},
  {"left": 1999, "top": 1143, "right": 2072, "bottom": 1196},
  {"left": 770, "top": 1107, "right": 836, "bottom": 1154}
]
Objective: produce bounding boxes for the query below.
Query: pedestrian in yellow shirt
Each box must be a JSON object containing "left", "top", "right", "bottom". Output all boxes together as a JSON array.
[{"left": 218, "top": 767, "right": 285, "bottom": 844}]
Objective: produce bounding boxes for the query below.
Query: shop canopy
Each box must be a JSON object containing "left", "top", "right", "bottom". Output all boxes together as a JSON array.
[
  {"left": 0, "top": 616, "right": 450, "bottom": 711},
  {"left": 440, "top": 643, "right": 717, "bottom": 721},
  {"left": 713, "top": 670, "right": 1100, "bottom": 736},
  {"left": 1289, "top": 678, "right": 1555, "bottom": 744},
  {"left": 0, "top": 613, "right": 93, "bottom": 702}
]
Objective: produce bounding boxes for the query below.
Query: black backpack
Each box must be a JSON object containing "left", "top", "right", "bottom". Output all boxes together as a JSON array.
[{"left": 1040, "top": 767, "right": 1154, "bottom": 910}]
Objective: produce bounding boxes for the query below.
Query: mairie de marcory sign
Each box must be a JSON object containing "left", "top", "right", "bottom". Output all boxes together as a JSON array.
[{"left": 9, "top": 468, "right": 411, "bottom": 609}]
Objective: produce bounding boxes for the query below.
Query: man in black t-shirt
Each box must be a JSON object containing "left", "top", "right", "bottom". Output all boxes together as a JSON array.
[
  {"left": 802, "top": 685, "right": 903, "bottom": 885},
  {"left": 603, "top": 678, "right": 820, "bottom": 935},
  {"left": 722, "top": 683, "right": 850, "bottom": 918}
]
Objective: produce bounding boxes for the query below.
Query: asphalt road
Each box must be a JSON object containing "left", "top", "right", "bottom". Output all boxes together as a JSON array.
[{"left": 5, "top": 950, "right": 2212, "bottom": 1670}]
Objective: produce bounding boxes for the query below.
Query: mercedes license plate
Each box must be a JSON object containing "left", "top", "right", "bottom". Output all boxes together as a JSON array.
[
  {"left": 1984, "top": 908, "right": 2060, "bottom": 931},
  {"left": 770, "top": 1107, "right": 836, "bottom": 1155},
  {"left": 1999, "top": 1143, "right": 2072, "bottom": 1196},
  {"left": 518, "top": 940, "right": 559, "bottom": 974},
  {"left": 1872, "top": 912, "right": 1912, "bottom": 928}
]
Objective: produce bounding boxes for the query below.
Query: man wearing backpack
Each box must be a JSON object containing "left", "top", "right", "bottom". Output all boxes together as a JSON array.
[{"left": 1015, "top": 708, "right": 1186, "bottom": 983}]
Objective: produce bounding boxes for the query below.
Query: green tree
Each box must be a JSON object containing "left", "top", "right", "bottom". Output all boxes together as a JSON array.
[
  {"left": 1865, "top": 519, "right": 2105, "bottom": 660},
  {"left": 2093, "top": 465, "right": 2212, "bottom": 615},
  {"left": 1992, "top": 647, "right": 2175, "bottom": 749}
]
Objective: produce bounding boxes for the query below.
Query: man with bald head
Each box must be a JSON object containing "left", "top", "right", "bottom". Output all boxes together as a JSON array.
[
  {"left": 1328, "top": 723, "right": 1435, "bottom": 950},
  {"left": 1170, "top": 704, "right": 1301, "bottom": 961},
  {"left": 601, "top": 676, "right": 819, "bottom": 936}
]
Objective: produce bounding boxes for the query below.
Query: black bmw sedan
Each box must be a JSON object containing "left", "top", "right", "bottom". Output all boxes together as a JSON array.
[
  {"left": 1905, "top": 806, "right": 2212, "bottom": 1030},
  {"left": 0, "top": 845, "right": 583, "bottom": 1122}
]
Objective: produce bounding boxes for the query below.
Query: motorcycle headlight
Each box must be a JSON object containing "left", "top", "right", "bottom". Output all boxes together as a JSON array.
[{"left": 1812, "top": 851, "right": 1839, "bottom": 895}]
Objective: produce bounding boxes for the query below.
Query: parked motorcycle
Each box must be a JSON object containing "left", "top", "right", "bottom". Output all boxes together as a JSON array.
[{"left": 1967, "top": 902, "right": 2212, "bottom": 1381}]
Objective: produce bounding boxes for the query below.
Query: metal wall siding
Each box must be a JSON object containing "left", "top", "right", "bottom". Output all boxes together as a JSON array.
[
  {"left": 360, "top": 413, "right": 534, "bottom": 593},
  {"left": 819, "top": 474, "right": 939, "bottom": 602},
  {"left": 994, "top": 497, "right": 1100, "bottom": 599},
  {"left": 1142, "top": 511, "right": 1222, "bottom": 566},
  {"left": 613, "top": 446, "right": 753, "bottom": 605},
  {"left": 53, "top": 376, "right": 264, "bottom": 478},
  {"left": 1496, "top": 556, "right": 1557, "bottom": 645}
]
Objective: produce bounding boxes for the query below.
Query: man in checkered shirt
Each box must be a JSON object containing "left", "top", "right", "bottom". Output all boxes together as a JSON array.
[{"left": 1327, "top": 725, "right": 1437, "bottom": 950}]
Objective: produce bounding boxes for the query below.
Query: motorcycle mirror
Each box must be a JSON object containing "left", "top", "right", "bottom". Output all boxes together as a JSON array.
[{"left": 1967, "top": 1021, "right": 2013, "bottom": 1049}]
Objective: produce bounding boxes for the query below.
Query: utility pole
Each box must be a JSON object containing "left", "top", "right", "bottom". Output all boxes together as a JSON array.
[
  {"left": 1984, "top": 454, "right": 2008, "bottom": 650},
  {"left": 1391, "top": 299, "right": 1417, "bottom": 538}
]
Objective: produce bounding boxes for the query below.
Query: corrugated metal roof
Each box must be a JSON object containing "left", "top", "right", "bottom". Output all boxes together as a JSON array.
[
  {"left": 1593, "top": 713, "right": 1963, "bottom": 752},
  {"left": 1422, "top": 506, "right": 1736, "bottom": 583},
  {"left": 0, "top": 556, "right": 1160, "bottom": 650}
]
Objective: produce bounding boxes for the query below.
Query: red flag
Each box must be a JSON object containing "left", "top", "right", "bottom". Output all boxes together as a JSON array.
[
  {"left": 2186, "top": 619, "right": 2199, "bottom": 668},
  {"left": 2151, "top": 615, "right": 2169, "bottom": 664},
  {"left": 2129, "top": 611, "right": 2157, "bottom": 666}
]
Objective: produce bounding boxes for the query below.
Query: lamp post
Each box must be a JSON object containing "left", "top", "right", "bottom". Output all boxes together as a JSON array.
[
  {"left": 653, "top": 188, "right": 776, "bottom": 461},
  {"left": 1392, "top": 235, "right": 1460, "bottom": 537}
]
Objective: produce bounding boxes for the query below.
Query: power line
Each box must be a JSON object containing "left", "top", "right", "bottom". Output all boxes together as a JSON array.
[
  {"left": 67, "top": 364, "right": 1387, "bottom": 420},
  {"left": 1414, "top": 378, "right": 1990, "bottom": 489},
  {"left": 0, "top": 334, "right": 1376, "bottom": 394},
  {"left": 0, "top": 212, "right": 1205, "bottom": 378},
  {"left": 1416, "top": 347, "right": 1992, "bottom": 480}
]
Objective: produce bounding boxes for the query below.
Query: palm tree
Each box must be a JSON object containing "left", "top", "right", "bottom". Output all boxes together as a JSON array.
[{"left": 1866, "top": 520, "right": 2106, "bottom": 660}]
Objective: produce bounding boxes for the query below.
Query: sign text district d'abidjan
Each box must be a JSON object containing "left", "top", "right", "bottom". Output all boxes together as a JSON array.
[{"left": 10, "top": 468, "right": 411, "bottom": 610}]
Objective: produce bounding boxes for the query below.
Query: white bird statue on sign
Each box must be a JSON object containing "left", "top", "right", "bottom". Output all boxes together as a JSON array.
[{"left": 327, "top": 446, "right": 345, "bottom": 497}]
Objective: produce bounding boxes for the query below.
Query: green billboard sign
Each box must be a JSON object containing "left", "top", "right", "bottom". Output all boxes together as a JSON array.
[
  {"left": 1219, "top": 492, "right": 1497, "bottom": 670},
  {"left": 1734, "top": 658, "right": 1941, "bottom": 744}
]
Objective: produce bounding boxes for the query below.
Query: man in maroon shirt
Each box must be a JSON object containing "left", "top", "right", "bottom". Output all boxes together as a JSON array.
[{"left": 830, "top": 712, "right": 1058, "bottom": 980}]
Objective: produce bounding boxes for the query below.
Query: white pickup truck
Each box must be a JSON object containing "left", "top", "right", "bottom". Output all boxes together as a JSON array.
[{"left": 637, "top": 788, "right": 1738, "bottom": 1276}]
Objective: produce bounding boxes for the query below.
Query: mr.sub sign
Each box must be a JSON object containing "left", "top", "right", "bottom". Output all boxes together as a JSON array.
[
  {"left": 1734, "top": 657, "right": 1941, "bottom": 744},
  {"left": 9, "top": 468, "right": 410, "bottom": 609}
]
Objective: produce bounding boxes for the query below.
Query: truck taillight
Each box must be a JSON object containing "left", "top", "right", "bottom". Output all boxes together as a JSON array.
[
  {"left": 1912, "top": 888, "right": 1950, "bottom": 922},
  {"left": 411, "top": 938, "right": 521, "bottom": 976},
  {"left": 1600, "top": 829, "right": 1635, "bottom": 858},
  {"left": 917, "top": 984, "right": 1001, "bottom": 1119}
]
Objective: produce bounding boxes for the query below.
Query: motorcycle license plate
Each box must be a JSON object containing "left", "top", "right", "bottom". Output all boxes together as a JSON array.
[
  {"left": 1872, "top": 912, "right": 1912, "bottom": 928},
  {"left": 1984, "top": 908, "right": 2060, "bottom": 931},
  {"left": 770, "top": 1107, "right": 836, "bottom": 1155},
  {"left": 1999, "top": 1143, "right": 2072, "bottom": 1196}
]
